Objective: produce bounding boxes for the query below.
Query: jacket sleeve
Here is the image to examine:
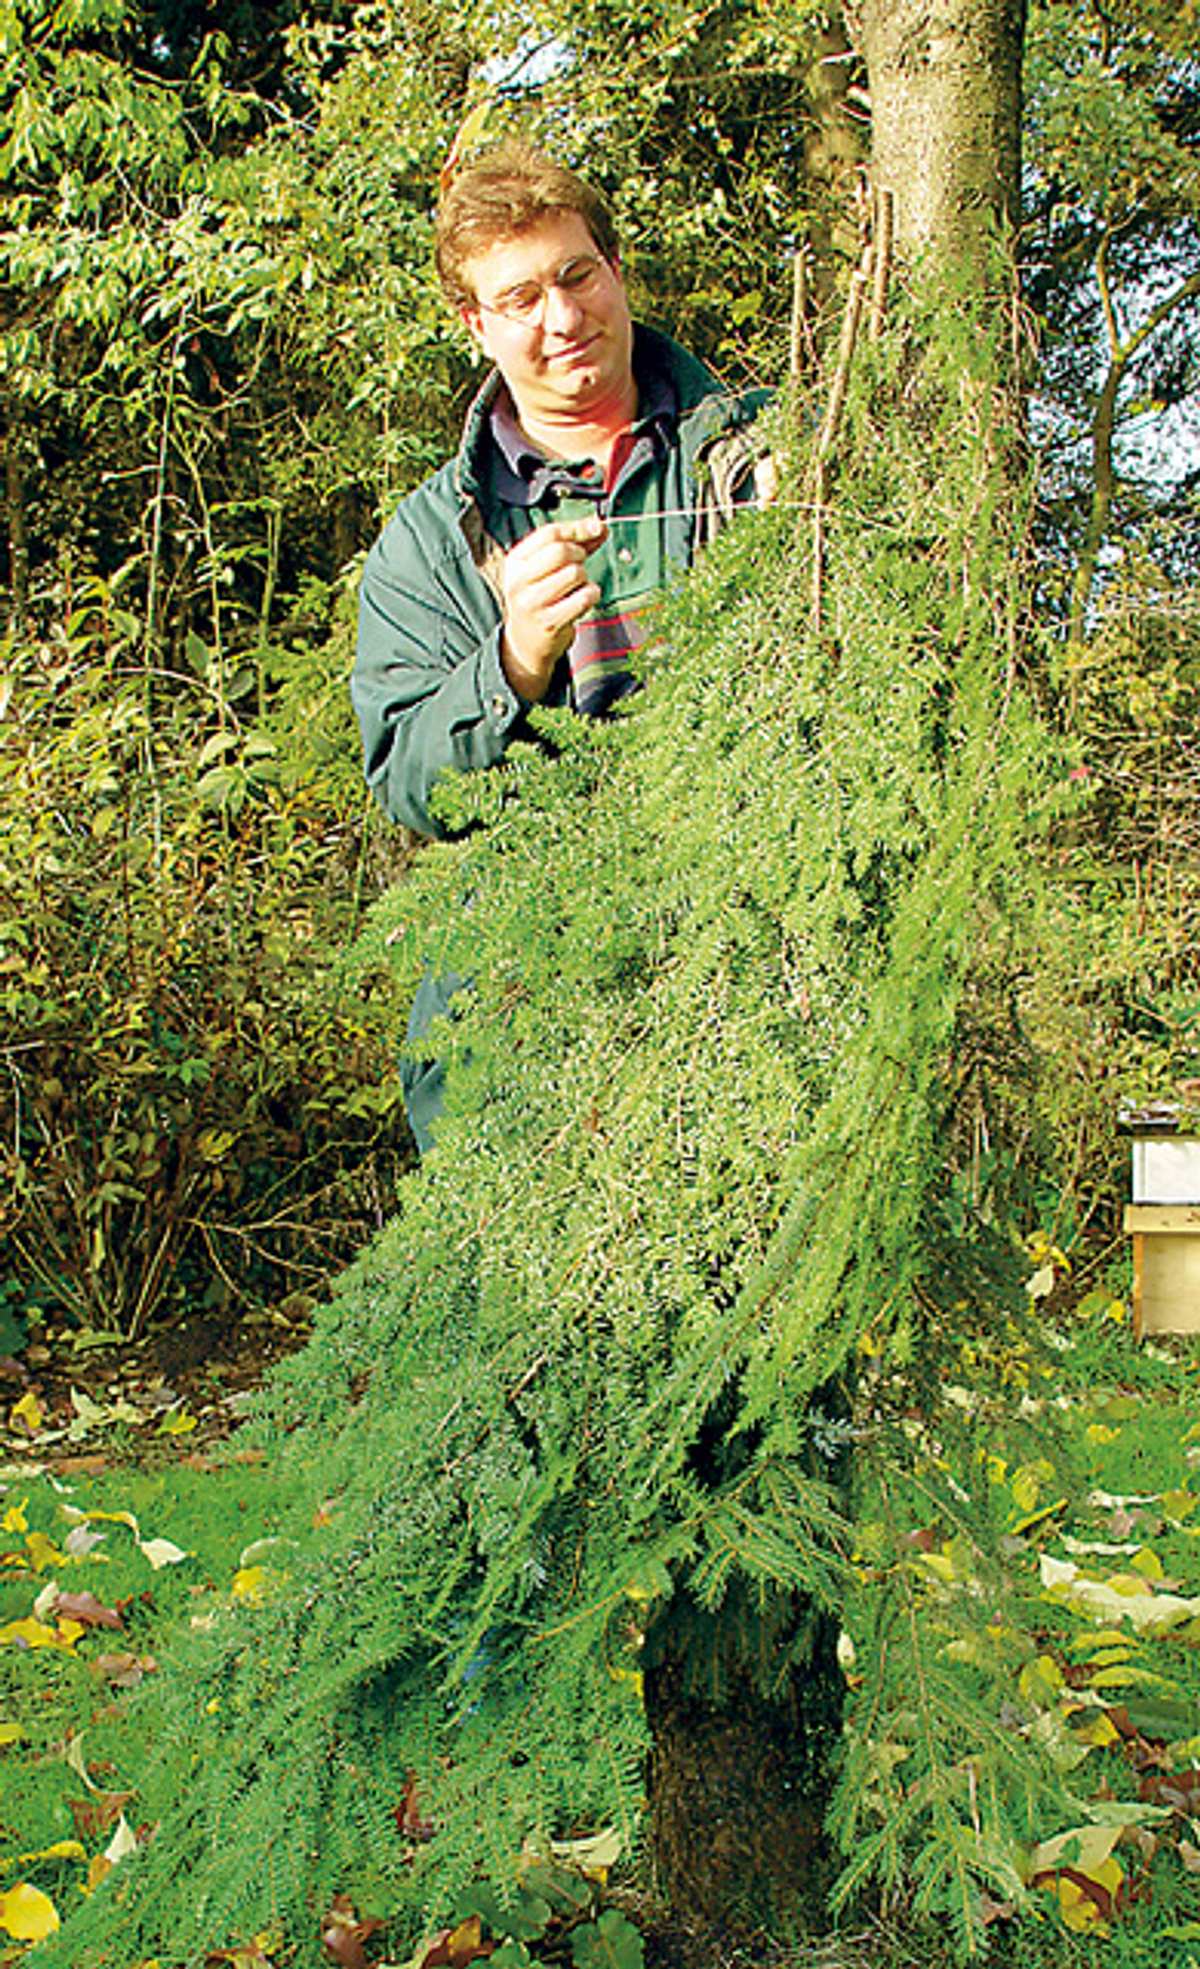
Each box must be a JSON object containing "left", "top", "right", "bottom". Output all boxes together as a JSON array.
[{"left": 351, "top": 498, "right": 527, "bottom": 839}]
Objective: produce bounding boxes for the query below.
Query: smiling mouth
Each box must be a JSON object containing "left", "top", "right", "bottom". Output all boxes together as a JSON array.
[{"left": 546, "top": 336, "right": 599, "bottom": 363}]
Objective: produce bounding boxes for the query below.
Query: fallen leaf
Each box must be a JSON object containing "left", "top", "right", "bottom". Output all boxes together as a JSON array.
[
  {"left": 321, "top": 1895, "right": 384, "bottom": 1969},
  {"left": 1028, "top": 1822, "right": 1122, "bottom": 1878},
  {"left": 1138, "top": 1768, "right": 1200, "bottom": 1814},
  {"left": 232, "top": 1565, "right": 266, "bottom": 1604},
  {"left": 54, "top": 1590, "right": 124, "bottom": 1630},
  {"left": 17, "top": 1840, "right": 85, "bottom": 1864},
  {"left": 0, "top": 1615, "right": 77, "bottom": 1652},
  {"left": 395, "top": 1772, "right": 435, "bottom": 1842},
  {"left": 92, "top": 1651, "right": 154, "bottom": 1688},
  {"left": 104, "top": 1814, "right": 140, "bottom": 1864},
  {"left": 139, "top": 1536, "right": 187, "bottom": 1569},
  {"left": 418, "top": 1915, "right": 486, "bottom": 1968},
  {"left": 24, "top": 1530, "right": 66, "bottom": 1571},
  {"left": 1, "top": 1499, "right": 28, "bottom": 1533},
  {"left": 68, "top": 1791, "right": 135, "bottom": 1842},
  {"left": 64, "top": 1522, "right": 107, "bottom": 1556},
  {"left": 85, "top": 1853, "right": 113, "bottom": 1893},
  {"left": 549, "top": 1827, "right": 623, "bottom": 1882},
  {"left": 9, "top": 1392, "right": 44, "bottom": 1435},
  {"left": 59, "top": 1506, "right": 187, "bottom": 1569},
  {"left": 0, "top": 1882, "right": 60, "bottom": 1942},
  {"left": 157, "top": 1411, "right": 198, "bottom": 1437},
  {"left": 1178, "top": 1838, "right": 1200, "bottom": 1874}
]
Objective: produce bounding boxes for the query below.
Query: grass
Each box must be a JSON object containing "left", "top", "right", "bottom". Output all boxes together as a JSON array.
[{"left": 3, "top": 1299, "right": 1200, "bottom": 1968}]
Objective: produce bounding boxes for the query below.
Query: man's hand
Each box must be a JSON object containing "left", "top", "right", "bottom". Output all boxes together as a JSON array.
[{"left": 499, "top": 515, "right": 608, "bottom": 703}]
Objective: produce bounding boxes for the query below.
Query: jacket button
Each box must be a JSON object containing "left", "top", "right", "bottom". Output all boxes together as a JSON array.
[
  {"left": 490, "top": 694, "right": 508, "bottom": 720},
  {"left": 617, "top": 546, "right": 633, "bottom": 564}
]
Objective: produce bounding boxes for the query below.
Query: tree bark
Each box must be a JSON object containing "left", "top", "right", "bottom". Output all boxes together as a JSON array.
[
  {"left": 643, "top": 1585, "right": 845, "bottom": 1931},
  {"left": 857, "top": 0, "right": 1026, "bottom": 270}
]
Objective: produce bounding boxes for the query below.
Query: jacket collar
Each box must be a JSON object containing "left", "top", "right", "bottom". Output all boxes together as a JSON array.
[{"left": 452, "top": 323, "right": 730, "bottom": 509}]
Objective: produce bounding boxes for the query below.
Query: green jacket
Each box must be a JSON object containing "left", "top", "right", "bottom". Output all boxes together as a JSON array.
[{"left": 352, "top": 324, "right": 770, "bottom": 840}]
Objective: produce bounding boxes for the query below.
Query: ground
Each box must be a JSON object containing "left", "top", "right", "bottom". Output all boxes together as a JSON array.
[{"left": 4, "top": 1292, "right": 1200, "bottom": 1969}]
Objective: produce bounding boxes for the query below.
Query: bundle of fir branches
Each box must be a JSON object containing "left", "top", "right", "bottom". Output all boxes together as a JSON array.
[{"left": 45, "top": 297, "right": 1081, "bottom": 1967}]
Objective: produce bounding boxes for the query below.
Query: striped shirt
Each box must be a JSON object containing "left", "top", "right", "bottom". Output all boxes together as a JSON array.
[{"left": 487, "top": 373, "right": 675, "bottom": 717}]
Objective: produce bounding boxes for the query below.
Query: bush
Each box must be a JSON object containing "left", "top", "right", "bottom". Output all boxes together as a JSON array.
[{"left": 0, "top": 575, "right": 412, "bottom": 1339}]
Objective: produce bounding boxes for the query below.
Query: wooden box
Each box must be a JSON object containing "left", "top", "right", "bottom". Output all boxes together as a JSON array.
[{"left": 1125, "top": 1203, "right": 1200, "bottom": 1337}]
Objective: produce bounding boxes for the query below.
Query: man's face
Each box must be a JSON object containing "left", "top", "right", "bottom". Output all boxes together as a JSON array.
[{"left": 459, "top": 211, "right": 634, "bottom": 427}]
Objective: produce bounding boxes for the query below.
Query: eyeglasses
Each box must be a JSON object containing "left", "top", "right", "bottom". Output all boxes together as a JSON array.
[{"left": 474, "top": 254, "right": 608, "bottom": 326}]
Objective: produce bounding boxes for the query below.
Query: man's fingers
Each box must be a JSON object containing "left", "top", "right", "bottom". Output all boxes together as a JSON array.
[
  {"left": 505, "top": 516, "right": 608, "bottom": 574},
  {"left": 753, "top": 454, "right": 779, "bottom": 508}
]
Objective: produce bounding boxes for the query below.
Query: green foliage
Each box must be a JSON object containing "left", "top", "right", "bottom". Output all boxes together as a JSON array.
[{"left": 0, "top": 582, "right": 409, "bottom": 1335}]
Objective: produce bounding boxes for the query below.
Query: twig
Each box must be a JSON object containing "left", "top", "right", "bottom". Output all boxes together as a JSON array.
[
  {"left": 789, "top": 245, "right": 810, "bottom": 390},
  {"left": 870, "top": 185, "right": 893, "bottom": 339},
  {"left": 808, "top": 254, "right": 871, "bottom": 633}
]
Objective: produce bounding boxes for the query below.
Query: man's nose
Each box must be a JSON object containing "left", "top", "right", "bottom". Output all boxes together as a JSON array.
[{"left": 542, "top": 280, "right": 587, "bottom": 334}]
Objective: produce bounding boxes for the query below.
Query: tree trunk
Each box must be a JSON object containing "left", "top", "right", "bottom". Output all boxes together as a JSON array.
[
  {"left": 643, "top": 1584, "right": 845, "bottom": 1931},
  {"left": 857, "top": 0, "right": 1025, "bottom": 269}
]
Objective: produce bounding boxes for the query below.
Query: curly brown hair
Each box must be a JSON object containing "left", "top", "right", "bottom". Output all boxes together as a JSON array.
[{"left": 435, "top": 140, "right": 620, "bottom": 308}]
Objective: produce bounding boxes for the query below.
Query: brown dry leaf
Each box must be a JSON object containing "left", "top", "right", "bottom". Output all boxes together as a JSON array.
[
  {"left": 978, "top": 1895, "right": 1017, "bottom": 1926},
  {"left": 394, "top": 1772, "right": 435, "bottom": 1843},
  {"left": 68, "top": 1792, "right": 135, "bottom": 1843},
  {"left": 1138, "top": 1768, "right": 1200, "bottom": 1814},
  {"left": 91, "top": 1652, "right": 152, "bottom": 1689},
  {"left": 320, "top": 1895, "right": 383, "bottom": 1969},
  {"left": 418, "top": 1915, "right": 488, "bottom": 1967},
  {"left": 1178, "top": 1838, "right": 1200, "bottom": 1874},
  {"left": 53, "top": 1591, "right": 123, "bottom": 1630}
]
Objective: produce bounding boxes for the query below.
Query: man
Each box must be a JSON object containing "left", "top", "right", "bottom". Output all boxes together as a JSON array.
[{"left": 352, "top": 141, "right": 772, "bottom": 1151}]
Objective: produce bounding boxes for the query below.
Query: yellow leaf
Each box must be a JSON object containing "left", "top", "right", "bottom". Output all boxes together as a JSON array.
[
  {"left": 60, "top": 1507, "right": 138, "bottom": 1530},
  {"left": 231, "top": 1565, "right": 266, "bottom": 1604},
  {"left": 1009, "top": 1495, "right": 1069, "bottom": 1537},
  {"left": 548, "top": 1826, "right": 622, "bottom": 1882},
  {"left": 1164, "top": 1489, "right": 1197, "bottom": 1521},
  {"left": 0, "top": 1721, "right": 24, "bottom": 1745},
  {"left": 0, "top": 1616, "right": 73, "bottom": 1651},
  {"left": 8, "top": 1392, "right": 43, "bottom": 1434},
  {"left": 1057, "top": 1858, "right": 1121, "bottom": 1934},
  {"left": 1012, "top": 1462, "right": 1046, "bottom": 1513},
  {"left": 157, "top": 1411, "right": 197, "bottom": 1437},
  {"left": 1, "top": 1499, "right": 28, "bottom": 1534},
  {"left": 1029, "top": 1823, "right": 1121, "bottom": 1878},
  {"left": 1086, "top": 1423, "right": 1120, "bottom": 1445},
  {"left": 0, "top": 1881, "right": 60, "bottom": 1942},
  {"left": 25, "top": 1529, "right": 66, "bottom": 1572},
  {"left": 908, "top": 1550, "right": 958, "bottom": 1584},
  {"left": 1131, "top": 1548, "right": 1164, "bottom": 1580},
  {"left": 17, "top": 1840, "right": 86, "bottom": 1864},
  {"left": 1068, "top": 1712, "right": 1121, "bottom": 1749},
  {"left": 59, "top": 1506, "right": 187, "bottom": 1569},
  {"left": 1019, "top": 1654, "right": 1065, "bottom": 1705},
  {"left": 85, "top": 1854, "right": 113, "bottom": 1894}
]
